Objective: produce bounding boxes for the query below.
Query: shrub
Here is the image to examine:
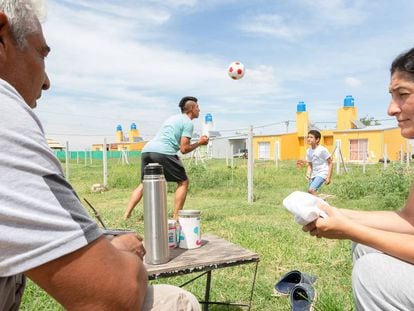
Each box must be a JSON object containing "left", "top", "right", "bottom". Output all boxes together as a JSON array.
[{"left": 332, "top": 164, "right": 413, "bottom": 210}]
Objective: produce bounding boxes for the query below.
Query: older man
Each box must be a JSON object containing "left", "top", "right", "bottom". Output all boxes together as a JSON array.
[{"left": 0, "top": 1, "right": 199, "bottom": 310}]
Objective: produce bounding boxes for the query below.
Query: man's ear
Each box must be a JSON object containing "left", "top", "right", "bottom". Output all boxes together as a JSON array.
[{"left": 0, "top": 12, "right": 11, "bottom": 62}]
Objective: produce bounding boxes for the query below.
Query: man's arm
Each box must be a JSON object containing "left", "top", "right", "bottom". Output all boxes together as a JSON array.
[
  {"left": 25, "top": 236, "right": 148, "bottom": 310},
  {"left": 180, "top": 135, "right": 209, "bottom": 154}
]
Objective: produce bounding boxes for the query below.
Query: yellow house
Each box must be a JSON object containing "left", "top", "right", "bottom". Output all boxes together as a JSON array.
[
  {"left": 253, "top": 97, "right": 408, "bottom": 163},
  {"left": 92, "top": 123, "right": 147, "bottom": 151}
]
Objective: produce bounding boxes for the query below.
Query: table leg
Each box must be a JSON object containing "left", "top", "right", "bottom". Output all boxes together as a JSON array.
[
  {"left": 203, "top": 270, "right": 212, "bottom": 311},
  {"left": 248, "top": 262, "right": 259, "bottom": 311}
]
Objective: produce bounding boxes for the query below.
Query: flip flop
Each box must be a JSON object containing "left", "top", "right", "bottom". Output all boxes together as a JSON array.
[
  {"left": 290, "top": 283, "right": 316, "bottom": 311},
  {"left": 273, "top": 270, "right": 317, "bottom": 296}
]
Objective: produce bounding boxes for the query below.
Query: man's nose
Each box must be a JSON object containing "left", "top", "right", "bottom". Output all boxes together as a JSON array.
[{"left": 43, "top": 73, "right": 51, "bottom": 90}]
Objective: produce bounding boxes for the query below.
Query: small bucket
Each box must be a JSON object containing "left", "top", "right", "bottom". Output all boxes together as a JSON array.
[
  {"left": 178, "top": 210, "right": 201, "bottom": 249},
  {"left": 168, "top": 220, "right": 177, "bottom": 249}
]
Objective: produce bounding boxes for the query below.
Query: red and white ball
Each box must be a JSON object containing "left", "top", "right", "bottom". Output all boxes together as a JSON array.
[{"left": 227, "top": 61, "right": 245, "bottom": 80}]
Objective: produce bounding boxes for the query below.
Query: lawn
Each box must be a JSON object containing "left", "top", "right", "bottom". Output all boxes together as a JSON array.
[{"left": 20, "top": 157, "right": 413, "bottom": 310}]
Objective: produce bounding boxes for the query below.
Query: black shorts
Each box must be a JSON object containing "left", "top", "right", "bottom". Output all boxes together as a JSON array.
[{"left": 141, "top": 152, "right": 188, "bottom": 182}]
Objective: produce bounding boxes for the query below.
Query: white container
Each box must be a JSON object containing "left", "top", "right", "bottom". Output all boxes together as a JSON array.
[
  {"left": 178, "top": 210, "right": 201, "bottom": 249},
  {"left": 168, "top": 220, "right": 177, "bottom": 249}
]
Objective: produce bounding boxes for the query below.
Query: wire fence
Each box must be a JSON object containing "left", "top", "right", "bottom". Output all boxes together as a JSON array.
[{"left": 54, "top": 150, "right": 142, "bottom": 161}]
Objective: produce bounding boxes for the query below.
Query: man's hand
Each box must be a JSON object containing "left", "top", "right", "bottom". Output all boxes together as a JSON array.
[
  {"left": 180, "top": 136, "right": 208, "bottom": 154},
  {"left": 110, "top": 233, "right": 146, "bottom": 260},
  {"left": 199, "top": 135, "right": 209, "bottom": 145},
  {"left": 325, "top": 177, "right": 331, "bottom": 185}
]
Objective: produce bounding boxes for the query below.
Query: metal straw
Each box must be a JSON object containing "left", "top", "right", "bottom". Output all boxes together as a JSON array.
[{"left": 83, "top": 198, "right": 107, "bottom": 229}]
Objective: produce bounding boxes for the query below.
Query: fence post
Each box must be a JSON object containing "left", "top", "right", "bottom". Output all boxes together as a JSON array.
[
  {"left": 362, "top": 151, "right": 366, "bottom": 174},
  {"left": 247, "top": 125, "right": 254, "bottom": 203},
  {"left": 65, "top": 141, "right": 69, "bottom": 180},
  {"left": 275, "top": 141, "right": 279, "bottom": 168},
  {"left": 225, "top": 147, "right": 229, "bottom": 166},
  {"left": 103, "top": 138, "right": 108, "bottom": 187},
  {"left": 335, "top": 140, "right": 341, "bottom": 175}
]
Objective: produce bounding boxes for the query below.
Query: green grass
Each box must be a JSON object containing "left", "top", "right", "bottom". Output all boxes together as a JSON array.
[{"left": 20, "top": 158, "right": 413, "bottom": 310}]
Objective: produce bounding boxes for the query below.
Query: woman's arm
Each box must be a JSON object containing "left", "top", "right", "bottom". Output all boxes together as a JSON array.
[
  {"left": 305, "top": 205, "right": 414, "bottom": 264},
  {"left": 338, "top": 183, "right": 414, "bottom": 234}
]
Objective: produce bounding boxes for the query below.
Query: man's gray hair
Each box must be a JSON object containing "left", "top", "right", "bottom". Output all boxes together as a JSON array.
[{"left": 0, "top": 0, "right": 46, "bottom": 47}]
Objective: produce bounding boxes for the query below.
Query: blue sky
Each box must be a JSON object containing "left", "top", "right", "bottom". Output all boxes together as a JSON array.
[{"left": 36, "top": 0, "right": 414, "bottom": 149}]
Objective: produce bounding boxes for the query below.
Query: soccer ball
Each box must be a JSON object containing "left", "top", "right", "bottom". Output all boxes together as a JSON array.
[{"left": 227, "top": 61, "right": 245, "bottom": 80}]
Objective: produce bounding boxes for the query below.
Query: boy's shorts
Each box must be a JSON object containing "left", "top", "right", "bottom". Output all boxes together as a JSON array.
[{"left": 308, "top": 176, "right": 326, "bottom": 192}]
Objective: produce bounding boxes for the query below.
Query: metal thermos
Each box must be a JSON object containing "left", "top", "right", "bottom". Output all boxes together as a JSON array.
[{"left": 143, "top": 163, "right": 169, "bottom": 265}]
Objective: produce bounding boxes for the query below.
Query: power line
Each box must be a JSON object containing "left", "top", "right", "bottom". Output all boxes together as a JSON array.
[
  {"left": 45, "top": 117, "right": 397, "bottom": 138},
  {"left": 376, "top": 118, "right": 395, "bottom": 122},
  {"left": 36, "top": 110, "right": 139, "bottom": 123},
  {"left": 46, "top": 133, "right": 114, "bottom": 137},
  {"left": 253, "top": 120, "right": 295, "bottom": 129}
]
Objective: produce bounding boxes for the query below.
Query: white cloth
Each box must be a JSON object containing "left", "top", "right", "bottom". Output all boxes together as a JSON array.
[
  {"left": 306, "top": 145, "right": 331, "bottom": 179},
  {"left": 283, "top": 191, "right": 328, "bottom": 225}
]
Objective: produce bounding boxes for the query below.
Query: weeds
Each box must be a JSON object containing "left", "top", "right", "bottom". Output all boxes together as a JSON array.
[{"left": 20, "top": 158, "right": 414, "bottom": 310}]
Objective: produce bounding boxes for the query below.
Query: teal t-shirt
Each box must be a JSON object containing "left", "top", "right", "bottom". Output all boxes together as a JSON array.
[{"left": 143, "top": 114, "right": 194, "bottom": 155}]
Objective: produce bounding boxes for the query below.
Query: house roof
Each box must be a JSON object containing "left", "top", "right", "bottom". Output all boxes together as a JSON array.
[
  {"left": 254, "top": 131, "right": 296, "bottom": 137},
  {"left": 46, "top": 138, "right": 64, "bottom": 149},
  {"left": 333, "top": 125, "right": 398, "bottom": 133},
  {"left": 210, "top": 134, "right": 247, "bottom": 140}
]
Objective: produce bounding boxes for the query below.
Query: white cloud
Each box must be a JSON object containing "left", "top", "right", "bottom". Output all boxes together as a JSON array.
[
  {"left": 41, "top": 1, "right": 287, "bottom": 148},
  {"left": 239, "top": 14, "right": 308, "bottom": 40},
  {"left": 345, "top": 77, "right": 362, "bottom": 88},
  {"left": 239, "top": 0, "right": 370, "bottom": 40},
  {"left": 301, "top": 0, "right": 368, "bottom": 26},
  {"left": 36, "top": 0, "right": 406, "bottom": 149},
  {"left": 150, "top": 0, "right": 198, "bottom": 8},
  {"left": 50, "top": 1, "right": 171, "bottom": 34}
]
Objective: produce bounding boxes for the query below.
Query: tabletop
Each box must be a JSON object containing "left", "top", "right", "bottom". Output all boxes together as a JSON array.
[{"left": 145, "top": 234, "right": 260, "bottom": 280}]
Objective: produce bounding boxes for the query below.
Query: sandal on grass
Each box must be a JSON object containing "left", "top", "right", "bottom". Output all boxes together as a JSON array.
[
  {"left": 273, "top": 270, "right": 317, "bottom": 296},
  {"left": 290, "top": 283, "right": 316, "bottom": 311}
]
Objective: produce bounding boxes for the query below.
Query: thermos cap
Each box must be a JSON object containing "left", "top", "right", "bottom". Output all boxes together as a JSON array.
[
  {"left": 144, "top": 163, "right": 164, "bottom": 175},
  {"left": 178, "top": 210, "right": 201, "bottom": 217}
]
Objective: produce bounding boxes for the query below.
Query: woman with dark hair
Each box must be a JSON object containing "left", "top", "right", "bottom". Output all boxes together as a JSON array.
[{"left": 303, "top": 48, "right": 414, "bottom": 310}]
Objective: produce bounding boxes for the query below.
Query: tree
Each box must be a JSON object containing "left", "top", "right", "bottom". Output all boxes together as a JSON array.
[{"left": 360, "top": 116, "right": 381, "bottom": 126}]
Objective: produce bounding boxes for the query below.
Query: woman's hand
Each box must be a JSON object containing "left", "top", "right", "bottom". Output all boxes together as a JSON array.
[{"left": 303, "top": 202, "right": 354, "bottom": 240}]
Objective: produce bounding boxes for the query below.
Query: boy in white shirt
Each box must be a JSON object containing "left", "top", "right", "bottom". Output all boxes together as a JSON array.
[{"left": 305, "top": 130, "right": 333, "bottom": 196}]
